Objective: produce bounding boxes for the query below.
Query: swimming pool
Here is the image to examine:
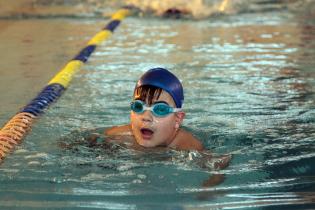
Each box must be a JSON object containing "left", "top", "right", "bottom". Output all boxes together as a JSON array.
[{"left": 0, "top": 0, "right": 314, "bottom": 209}]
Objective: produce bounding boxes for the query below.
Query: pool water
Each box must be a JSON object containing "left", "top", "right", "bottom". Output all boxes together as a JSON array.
[{"left": 0, "top": 1, "right": 314, "bottom": 209}]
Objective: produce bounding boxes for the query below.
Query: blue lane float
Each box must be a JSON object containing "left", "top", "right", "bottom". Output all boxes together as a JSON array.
[
  {"left": 105, "top": 20, "right": 121, "bottom": 31},
  {"left": 20, "top": 83, "right": 65, "bottom": 116},
  {"left": 73, "top": 45, "right": 97, "bottom": 63}
]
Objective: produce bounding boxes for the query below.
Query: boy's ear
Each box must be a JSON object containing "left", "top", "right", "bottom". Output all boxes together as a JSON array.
[{"left": 175, "top": 111, "right": 185, "bottom": 126}]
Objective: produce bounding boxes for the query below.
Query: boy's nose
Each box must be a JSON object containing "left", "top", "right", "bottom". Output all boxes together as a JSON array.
[{"left": 141, "top": 110, "right": 153, "bottom": 122}]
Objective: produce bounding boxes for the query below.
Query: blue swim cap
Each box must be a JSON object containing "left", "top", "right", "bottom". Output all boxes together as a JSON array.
[{"left": 135, "top": 67, "right": 184, "bottom": 108}]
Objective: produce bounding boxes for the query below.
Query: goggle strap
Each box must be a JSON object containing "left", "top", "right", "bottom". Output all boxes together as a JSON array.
[
  {"left": 131, "top": 100, "right": 183, "bottom": 113},
  {"left": 173, "top": 108, "right": 183, "bottom": 112}
]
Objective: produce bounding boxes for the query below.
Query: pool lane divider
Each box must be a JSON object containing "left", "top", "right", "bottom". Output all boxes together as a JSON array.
[{"left": 0, "top": 8, "right": 130, "bottom": 162}]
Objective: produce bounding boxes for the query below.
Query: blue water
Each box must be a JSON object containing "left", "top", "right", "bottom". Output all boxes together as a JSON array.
[{"left": 0, "top": 1, "right": 314, "bottom": 209}]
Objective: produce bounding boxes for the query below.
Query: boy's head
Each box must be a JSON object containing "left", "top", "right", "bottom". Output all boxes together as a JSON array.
[
  {"left": 130, "top": 67, "right": 185, "bottom": 148},
  {"left": 134, "top": 67, "right": 184, "bottom": 108}
]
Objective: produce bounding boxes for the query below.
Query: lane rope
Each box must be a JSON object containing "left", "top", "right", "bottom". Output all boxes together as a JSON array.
[{"left": 0, "top": 8, "right": 130, "bottom": 162}]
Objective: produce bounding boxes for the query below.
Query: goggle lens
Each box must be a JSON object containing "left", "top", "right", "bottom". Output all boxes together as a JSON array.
[
  {"left": 132, "top": 100, "right": 144, "bottom": 113},
  {"left": 152, "top": 103, "right": 170, "bottom": 116}
]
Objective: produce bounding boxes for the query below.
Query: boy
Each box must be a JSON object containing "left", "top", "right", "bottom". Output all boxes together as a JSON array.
[
  {"left": 104, "top": 67, "right": 230, "bottom": 188},
  {"left": 105, "top": 67, "right": 204, "bottom": 151}
]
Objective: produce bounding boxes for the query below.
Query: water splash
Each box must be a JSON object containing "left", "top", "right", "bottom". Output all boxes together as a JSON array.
[{"left": 125, "top": 0, "right": 236, "bottom": 19}]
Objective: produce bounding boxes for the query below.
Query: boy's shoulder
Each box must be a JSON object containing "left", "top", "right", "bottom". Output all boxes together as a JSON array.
[{"left": 171, "top": 129, "right": 204, "bottom": 151}]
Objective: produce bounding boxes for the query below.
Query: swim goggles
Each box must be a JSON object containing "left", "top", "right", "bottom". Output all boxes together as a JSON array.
[{"left": 130, "top": 100, "right": 182, "bottom": 117}]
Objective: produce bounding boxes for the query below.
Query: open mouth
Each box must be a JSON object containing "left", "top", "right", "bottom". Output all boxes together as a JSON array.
[{"left": 140, "top": 128, "right": 154, "bottom": 140}]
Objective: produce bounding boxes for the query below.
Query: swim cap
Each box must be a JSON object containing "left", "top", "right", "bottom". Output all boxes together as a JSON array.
[{"left": 135, "top": 67, "right": 184, "bottom": 108}]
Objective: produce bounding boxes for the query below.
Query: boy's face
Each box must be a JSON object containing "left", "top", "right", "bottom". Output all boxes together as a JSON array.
[{"left": 130, "top": 90, "right": 184, "bottom": 148}]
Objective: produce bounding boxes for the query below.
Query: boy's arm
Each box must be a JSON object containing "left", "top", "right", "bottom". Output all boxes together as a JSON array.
[
  {"left": 202, "top": 174, "right": 225, "bottom": 187},
  {"left": 202, "top": 154, "right": 231, "bottom": 187},
  {"left": 105, "top": 124, "right": 132, "bottom": 136}
]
